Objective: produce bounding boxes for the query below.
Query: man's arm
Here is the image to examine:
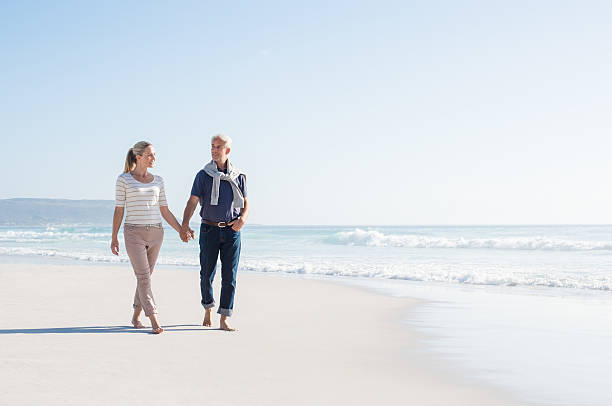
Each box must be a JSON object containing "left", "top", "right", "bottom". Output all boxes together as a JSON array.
[
  {"left": 180, "top": 195, "right": 199, "bottom": 241},
  {"left": 231, "top": 197, "right": 248, "bottom": 231}
]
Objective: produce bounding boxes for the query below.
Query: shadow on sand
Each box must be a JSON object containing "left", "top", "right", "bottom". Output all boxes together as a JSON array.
[{"left": 0, "top": 324, "right": 214, "bottom": 334}]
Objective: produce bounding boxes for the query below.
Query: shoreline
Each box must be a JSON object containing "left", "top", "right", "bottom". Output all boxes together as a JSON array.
[{"left": 0, "top": 262, "right": 540, "bottom": 406}]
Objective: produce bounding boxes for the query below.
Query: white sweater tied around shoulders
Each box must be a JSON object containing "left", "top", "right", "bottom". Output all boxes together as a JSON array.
[{"left": 203, "top": 160, "right": 245, "bottom": 209}]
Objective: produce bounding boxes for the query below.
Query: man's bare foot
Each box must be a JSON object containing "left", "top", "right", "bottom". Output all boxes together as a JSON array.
[
  {"left": 203, "top": 308, "right": 212, "bottom": 327},
  {"left": 152, "top": 327, "right": 164, "bottom": 334},
  {"left": 131, "top": 319, "right": 145, "bottom": 329},
  {"left": 220, "top": 315, "right": 236, "bottom": 331}
]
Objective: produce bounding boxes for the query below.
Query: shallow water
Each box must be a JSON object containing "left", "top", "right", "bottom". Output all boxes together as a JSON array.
[{"left": 2, "top": 224, "right": 612, "bottom": 405}]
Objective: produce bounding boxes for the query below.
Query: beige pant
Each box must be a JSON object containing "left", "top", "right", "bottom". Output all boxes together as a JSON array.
[{"left": 124, "top": 224, "right": 164, "bottom": 316}]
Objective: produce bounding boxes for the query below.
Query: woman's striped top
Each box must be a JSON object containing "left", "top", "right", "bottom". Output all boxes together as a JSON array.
[{"left": 115, "top": 173, "right": 168, "bottom": 225}]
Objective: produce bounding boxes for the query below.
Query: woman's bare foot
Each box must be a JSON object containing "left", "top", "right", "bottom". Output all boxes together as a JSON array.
[
  {"left": 132, "top": 308, "right": 145, "bottom": 328},
  {"left": 149, "top": 314, "right": 163, "bottom": 334},
  {"left": 202, "top": 308, "right": 212, "bottom": 327},
  {"left": 131, "top": 319, "right": 145, "bottom": 329},
  {"left": 220, "top": 315, "right": 236, "bottom": 331}
]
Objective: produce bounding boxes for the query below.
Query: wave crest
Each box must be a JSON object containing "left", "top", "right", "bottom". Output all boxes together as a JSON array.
[{"left": 328, "top": 229, "right": 612, "bottom": 251}]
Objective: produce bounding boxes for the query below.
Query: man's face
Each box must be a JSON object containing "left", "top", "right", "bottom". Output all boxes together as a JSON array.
[{"left": 211, "top": 139, "right": 230, "bottom": 162}]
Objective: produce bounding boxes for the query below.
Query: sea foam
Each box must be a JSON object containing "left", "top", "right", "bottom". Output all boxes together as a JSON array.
[
  {"left": 3, "top": 246, "right": 609, "bottom": 292},
  {"left": 0, "top": 230, "right": 111, "bottom": 242},
  {"left": 328, "top": 228, "right": 612, "bottom": 251}
]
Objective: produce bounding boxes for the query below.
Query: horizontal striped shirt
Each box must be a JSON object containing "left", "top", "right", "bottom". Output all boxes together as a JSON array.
[{"left": 115, "top": 173, "right": 168, "bottom": 225}]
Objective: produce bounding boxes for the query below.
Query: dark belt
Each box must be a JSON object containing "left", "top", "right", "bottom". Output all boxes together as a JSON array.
[{"left": 203, "top": 219, "right": 237, "bottom": 228}]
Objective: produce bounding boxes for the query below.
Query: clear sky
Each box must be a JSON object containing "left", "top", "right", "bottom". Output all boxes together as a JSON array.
[{"left": 1, "top": 1, "right": 611, "bottom": 225}]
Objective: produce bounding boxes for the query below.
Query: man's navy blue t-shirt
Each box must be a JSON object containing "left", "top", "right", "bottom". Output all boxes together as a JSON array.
[{"left": 190, "top": 169, "right": 247, "bottom": 223}]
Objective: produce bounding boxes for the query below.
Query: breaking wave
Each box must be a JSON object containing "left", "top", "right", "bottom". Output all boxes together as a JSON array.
[{"left": 328, "top": 229, "right": 612, "bottom": 251}]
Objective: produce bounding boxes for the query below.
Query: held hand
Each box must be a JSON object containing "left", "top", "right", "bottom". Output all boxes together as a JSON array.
[
  {"left": 179, "top": 225, "right": 188, "bottom": 242},
  {"left": 180, "top": 225, "right": 195, "bottom": 242},
  {"left": 111, "top": 238, "right": 119, "bottom": 256},
  {"left": 230, "top": 217, "right": 245, "bottom": 232},
  {"left": 179, "top": 229, "right": 188, "bottom": 242}
]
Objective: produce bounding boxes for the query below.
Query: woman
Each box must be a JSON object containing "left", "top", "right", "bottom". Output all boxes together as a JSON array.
[{"left": 111, "top": 141, "right": 185, "bottom": 334}]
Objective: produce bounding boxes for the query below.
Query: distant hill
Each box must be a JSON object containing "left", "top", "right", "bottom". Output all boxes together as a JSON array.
[{"left": 0, "top": 198, "right": 116, "bottom": 226}]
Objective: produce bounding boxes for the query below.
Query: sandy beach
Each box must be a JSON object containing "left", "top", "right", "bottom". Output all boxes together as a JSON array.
[{"left": 0, "top": 263, "right": 539, "bottom": 406}]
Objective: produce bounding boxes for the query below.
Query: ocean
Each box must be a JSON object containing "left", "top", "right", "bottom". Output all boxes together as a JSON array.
[{"left": 2, "top": 223, "right": 611, "bottom": 406}]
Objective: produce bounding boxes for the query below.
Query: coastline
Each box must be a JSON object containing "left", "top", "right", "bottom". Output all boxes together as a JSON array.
[{"left": 0, "top": 263, "right": 540, "bottom": 406}]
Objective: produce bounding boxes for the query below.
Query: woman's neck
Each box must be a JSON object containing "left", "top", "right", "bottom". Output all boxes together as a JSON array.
[{"left": 131, "top": 166, "right": 148, "bottom": 178}]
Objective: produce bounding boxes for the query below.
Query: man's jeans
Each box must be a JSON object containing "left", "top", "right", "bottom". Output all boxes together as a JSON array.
[{"left": 199, "top": 223, "right": 241, "bottom": 316}]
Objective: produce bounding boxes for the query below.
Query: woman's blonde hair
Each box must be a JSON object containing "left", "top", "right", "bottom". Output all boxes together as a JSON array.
[{"left": 123, "top": 141, "right": 152, "bottom": 173}]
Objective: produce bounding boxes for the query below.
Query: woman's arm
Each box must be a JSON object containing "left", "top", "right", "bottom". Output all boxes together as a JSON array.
[
  {"left": 160, "top": 206, "right": 182, "bottom": 234},
  {"left": 111, "top": 207, "right": 124, "bottom": 255}
]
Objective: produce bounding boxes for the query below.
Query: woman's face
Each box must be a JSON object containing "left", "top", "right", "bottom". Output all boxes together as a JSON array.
[{"left": 137, "top": 145, "right": 156, "bottom": 168}]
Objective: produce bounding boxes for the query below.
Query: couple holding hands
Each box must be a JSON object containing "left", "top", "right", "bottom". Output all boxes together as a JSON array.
[{"left": 111, "top": 134, "right": 248, "bottom": 334}]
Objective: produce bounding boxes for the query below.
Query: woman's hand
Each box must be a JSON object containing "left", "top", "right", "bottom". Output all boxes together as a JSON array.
[
  {"left": 111, "top": 207, "right": 124, "bottom": 256},
  {"left": 111, "top": 238, "right": 120, "bottom": 255},
  {"left": 180, "top": 225, "right": 195, "bottom": 242}
]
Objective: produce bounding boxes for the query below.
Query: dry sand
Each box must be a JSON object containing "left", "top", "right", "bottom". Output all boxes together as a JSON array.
[{"left": 0, "top": 263, "right": 540, "bottom": 405}]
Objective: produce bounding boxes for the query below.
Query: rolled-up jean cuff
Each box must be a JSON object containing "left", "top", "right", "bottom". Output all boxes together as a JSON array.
[
  {"left": 218, "top": 308, "right": 233, "bottom": 317},
  {"left": 202, "top": 301, "right": 216, "bottom": 309}
]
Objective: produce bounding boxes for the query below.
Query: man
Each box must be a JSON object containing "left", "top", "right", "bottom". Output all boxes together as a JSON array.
[{"left": 181, "top": 134, "right": 248, "bottom": 331}]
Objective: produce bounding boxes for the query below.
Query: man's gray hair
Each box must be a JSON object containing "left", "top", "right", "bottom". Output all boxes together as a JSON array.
[{"left": 211, "top": 134, "right": 232, "bottom": 149}]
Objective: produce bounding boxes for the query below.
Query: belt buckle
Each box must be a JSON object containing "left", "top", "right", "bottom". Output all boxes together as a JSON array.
[{"left": 218, "top": 222, "right": 226, "bottom": 228}]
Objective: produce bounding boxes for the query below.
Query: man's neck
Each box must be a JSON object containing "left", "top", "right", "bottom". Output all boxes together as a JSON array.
[{"left": 215, "top": 158, "right": 228, "bottom": 170}]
